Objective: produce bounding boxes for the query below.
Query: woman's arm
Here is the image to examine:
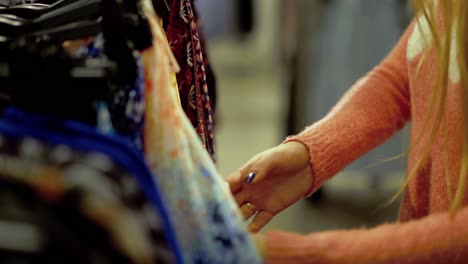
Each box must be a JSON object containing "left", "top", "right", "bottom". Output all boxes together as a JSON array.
[
  {"left": 265, "top": 206, "right": 468, "bottom": 264},
  {"left": 286, "top": 20, "right": 414, "bottom": 196}
]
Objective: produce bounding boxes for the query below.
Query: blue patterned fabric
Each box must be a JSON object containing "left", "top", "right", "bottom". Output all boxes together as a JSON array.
[
  {"left": 76, "top": 35, "right": 146, "bottom": 150},
  {"left": 142, "top": 8, "right": 261, "bottom": 263},
  {"left": 0, "top": 107, "right": 183, "bottom": 263}
]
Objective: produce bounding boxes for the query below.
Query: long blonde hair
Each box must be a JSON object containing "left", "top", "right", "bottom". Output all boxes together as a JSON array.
[{"left": 401, "top": 0, "right": 468, "bottom": 214}]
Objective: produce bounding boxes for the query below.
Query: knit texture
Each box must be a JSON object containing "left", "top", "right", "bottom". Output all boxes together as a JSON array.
[{"left": 268, "top": 16, "right": 468, "bottom": 264}]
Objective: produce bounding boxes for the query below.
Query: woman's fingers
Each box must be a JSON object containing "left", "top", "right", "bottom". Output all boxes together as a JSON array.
[
  {"left": 226, "top": 170, "right": 243, "bottom": 194},
  {"left": 226, "top": 155, "right": 259, "bottom": 193},
  {"left": 226, "top": 152, "right": 275, "bottom": 194},
  {"left": 234, "top": 189, "right": 250, "bottom": 206},
  {"left": 240, "top": 202, "right": 258, "bottom": 220},
  {"left": 248, "top": 211, "right": 274, "bottom": 233},
  {"left": 227, "top": 143, "right": 310, "bottom": 195}
]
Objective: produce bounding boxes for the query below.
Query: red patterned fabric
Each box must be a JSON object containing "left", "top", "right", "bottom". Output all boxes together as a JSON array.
[{"left": 164, "top": 0, "right": 216, "bottom": 162}]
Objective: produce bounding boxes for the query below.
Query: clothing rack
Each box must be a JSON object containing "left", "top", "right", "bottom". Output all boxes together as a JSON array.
[
  {"left": 0, "top": 1, "right": 260, "bottom": 263},
  {"left": 0, "top": 0, "right": 152, "bottom": 120}
]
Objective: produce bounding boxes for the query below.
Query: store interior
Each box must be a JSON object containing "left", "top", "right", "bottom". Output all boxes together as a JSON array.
[{"left": 2, "top": 0, "right": 454, "bottom": 262}]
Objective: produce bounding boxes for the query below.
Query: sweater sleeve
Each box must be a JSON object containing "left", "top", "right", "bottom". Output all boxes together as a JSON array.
[
  {"left": 265, "top": 206, "right": 468, "bottom": 264},
  {"left": 285, "top": 21, "right": 414, "bottom": 196}
]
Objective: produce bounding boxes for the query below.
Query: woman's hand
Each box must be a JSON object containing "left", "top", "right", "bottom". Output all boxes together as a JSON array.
[{"left": 226, "top": 142, "right": 313, "bottom": 233}]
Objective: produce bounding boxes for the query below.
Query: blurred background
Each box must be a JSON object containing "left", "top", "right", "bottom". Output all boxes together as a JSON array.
[{"left": 197, "top": 0, "right": 413, "bottom": 234}]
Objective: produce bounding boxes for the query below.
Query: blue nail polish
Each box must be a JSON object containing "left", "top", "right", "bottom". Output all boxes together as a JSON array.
[{"left": 244, "top": 172, "right": 256, "bottom": 183}]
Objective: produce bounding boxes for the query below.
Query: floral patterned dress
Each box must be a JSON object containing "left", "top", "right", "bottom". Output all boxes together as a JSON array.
[{"left": 141, "top": 2, "right": 260, "bottom": 263}]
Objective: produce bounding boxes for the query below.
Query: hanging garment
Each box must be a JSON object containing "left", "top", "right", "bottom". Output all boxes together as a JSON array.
[
  {"left": 73, "top": 35, "right": 146, "bottom": 150},
  {"left": 141, "top": 3, "right": 260, "bottom": 263},
  {"left": 107, "top": 53, "right": 146, "bottom": 150},
  {"left": 0, "top": 178, "right": 131, "bottom": 264},
  {"left": 164, "top": 0, "right": 216, "bottom": 162},
  {"left": 0, "top": 108, "right": 183, "bottom": 264},
  {"left": 192, "top": 3, "right": 217, "bottom": 121}
]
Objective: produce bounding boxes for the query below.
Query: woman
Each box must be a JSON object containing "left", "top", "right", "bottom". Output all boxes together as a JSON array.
[{"left": 227, "top": 0, "right": 468, "bottom": 263}]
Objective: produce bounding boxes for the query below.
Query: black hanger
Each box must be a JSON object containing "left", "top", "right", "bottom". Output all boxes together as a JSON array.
[
  {"left": 0, "top": 0, "right": 153, "bottom": 49},
  {"left": 28, "top": 0, "right": 100, "bottom": 32},
  {"left": 0, "top": 3, "right": 50, "bottom": 19},
  {"left": 0, "top": 0, "right": 82, "bottom": 19},
  {"left": 29, "top": 18, "right": 102, "bottom": 41},
  {"left": 0, "top": 13, "right": 26, "bottom": 21},
  {"left": 25, "top": 0, "right": 152, "bottom": 50},
  {"left": 0, "top": 0, "right": 101, "bottom": 37}
]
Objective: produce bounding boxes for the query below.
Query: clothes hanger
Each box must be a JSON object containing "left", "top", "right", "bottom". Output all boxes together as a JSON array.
[
  {"left": 28, "top": 18, "right": 102, "bottom": 41},
  {"left": 28, "top": 0, "right": 100, "bottom": 32},
  {"left": 0, "top": 0, "right": 100, "bottom": 37},
  {"left": 0, "top": 0, "right": 81, "bottom": 19},
  {"left": 0, "top": 3, "right": 50, "bottom": 19},
  {"left": 0, "top": 13, "right": 27, "bottom": 21},
  {"left": 0, "top": 0, "right": 152, "bottom": 48}
]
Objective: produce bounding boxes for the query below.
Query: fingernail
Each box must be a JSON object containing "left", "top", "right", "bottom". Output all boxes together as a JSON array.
[
  {"left": 244, "top": 172, "right": 256, "bottom": 183},
  {"left": 248, "top": 225, "right": 258, "bottom": 233}
]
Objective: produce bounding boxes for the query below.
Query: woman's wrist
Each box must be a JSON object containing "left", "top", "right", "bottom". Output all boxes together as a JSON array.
[
  {"left": 282, "top": 141, "right": 315, "bottom": 197},
  {"left": 282, "top": 141, "right": 311, "bottom": 168}
]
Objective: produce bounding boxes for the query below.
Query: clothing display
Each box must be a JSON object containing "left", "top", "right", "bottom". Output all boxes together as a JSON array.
[
  {"left": 75, "top": 35, "right": 146, "bottom": 150},
  {"left": 0, "top": 178, "right": 131, "bottom": 264},
  {"left": 0, "top": 108, "right": 181, "bottom": 263},
  {"left": 0, "top": 0, "right": 258, "bottom": 263},
  {"left": 164, "top": 0, "right": 217, "bottom": 162},
  {"left": 142, "top": 3, "right": 260, "bottom": 263},
  {"left": 265, "top": 14, "right": 468, "bottom": 263}
]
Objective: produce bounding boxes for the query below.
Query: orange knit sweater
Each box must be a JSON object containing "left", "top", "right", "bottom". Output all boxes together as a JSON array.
[{"left": 265, "top": 17, "right": 468, "bottom": 264}]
